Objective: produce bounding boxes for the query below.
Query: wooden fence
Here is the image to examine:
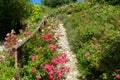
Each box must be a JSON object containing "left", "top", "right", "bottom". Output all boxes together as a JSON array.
[{"left": 12, "top": 16, "right": 48, "bottom": 80}]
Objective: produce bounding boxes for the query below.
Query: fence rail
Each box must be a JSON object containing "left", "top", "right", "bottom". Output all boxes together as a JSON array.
[{"left": 12, "top": 16, "right": 48, "bottom": 80}]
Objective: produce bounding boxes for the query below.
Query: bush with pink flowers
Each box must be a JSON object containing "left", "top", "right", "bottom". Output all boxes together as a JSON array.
[
  {"left": 63, "top": 2, "right": 120, "bottom": 80},
  {"left": 0, "top": 18, "right": 70, "bottom": 80}
]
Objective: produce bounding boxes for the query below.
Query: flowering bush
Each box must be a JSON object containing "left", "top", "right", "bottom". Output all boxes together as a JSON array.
[
  {"left": 0, "top": 18, "right": 70, "bottom": 80},
  {"left": 63, "top": 2, "right": 120, "bottom": 80},
  {"left": 21, "top": 18, "right": 70, "bottom": 80}
]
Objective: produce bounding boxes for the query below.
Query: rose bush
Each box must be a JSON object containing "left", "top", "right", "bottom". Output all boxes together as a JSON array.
[
  {"left": 62, "top": 2, "right": 120, "bottom": 80},
  {"left": 0, "top": 18, "right": 70, "bottom": 80}
]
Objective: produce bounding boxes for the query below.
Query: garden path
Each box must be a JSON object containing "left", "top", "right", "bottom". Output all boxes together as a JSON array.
[{"left": 57, "top": 23, "right": 80, "bottom": 80}]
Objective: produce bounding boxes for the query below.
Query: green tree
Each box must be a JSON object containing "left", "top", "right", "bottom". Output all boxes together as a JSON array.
[
  {"left": 0, "top": 0, "right": 32, "bottom": 39},
  {"left": 42, "top": 0, "right": 77, "bottom": 8}
]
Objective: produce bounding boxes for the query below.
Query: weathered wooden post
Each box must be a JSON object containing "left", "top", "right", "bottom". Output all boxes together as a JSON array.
[
  {"left": 44, "top": 16, "right": 47, "bottom": 25},
  {"left": 16, "top": 47, "right": 22, "bottom": 80},
  {"left": 13, "top": 47, "right": 22, "bottom": 80}
]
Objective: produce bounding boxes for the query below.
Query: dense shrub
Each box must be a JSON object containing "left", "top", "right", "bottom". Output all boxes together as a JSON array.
[
  {"left": 42, "top": 0, "right": 77, "bottom": 8},
  {"left": 63, "top": 3, "right": 120, "bottom": 79},
  {"left": 0, "top": 18, "right": 70, "bottom": 79},
  {"left": 30, "top": 4, "right": 47, "bottom": 23}
]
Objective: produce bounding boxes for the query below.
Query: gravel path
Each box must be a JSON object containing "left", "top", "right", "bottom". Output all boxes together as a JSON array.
[{"left": 57, "top": 23, "right": 80, "bottom": 80}]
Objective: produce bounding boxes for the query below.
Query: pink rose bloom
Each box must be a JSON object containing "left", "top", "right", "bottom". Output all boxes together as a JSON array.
[
  {"left": 49, "top": 44, "right": 57, "bottom": 51},
  {"left": 91, "top": 37, "right": 97, "bottom": 41},
  {"left": 39, "top": 46, "right": 42, "bottom": 51},
  {"left": 4, "top": 41, "right": 8, "bottom": 46},
  {"left": 52, "top": 53, "right": 69, "bottom": 64},
  {"left": 116, "top": 74, "right": 120, "bottom": 79},
  {"left": 97, "top": 50, "right": 101, "bottom": 53},
  {"left": 32, "top": 67, "right": 37, "bottom": 73},
  {"left": 49, "top": 75, "right": 55, "bottom": 80},
  {"left": 40, "top": 64, "right": 43, "bottom": 68},
  {"left": 32, "top": 55, "right": 37, "bottom": 61},
  {"left": 52, "top": 58, "right": 59, "bottom": 65},
  {"left": 42, "top": 34, "right": 52, "bottom": 42},
  {"left": 94, "top": 45, "right": 99, "bottom": 49},
  {"left": 45, "top": 64, "right": 54, "bottom": 74},
  {"left": 8, "top": 48, "right": 12, "bottom": 51},
  {"left": 12, "top": 53, "right": 16, "bottom": 58},
  {"left": 85, "top": 52, "right": 90, "bottom": 57},
  {"left": 55, "top": 70, "right": 62, "bottom": 78},
  {"left": 36, "top": 74, "right": 41, "bottom": 80},
  {"left": 23, "top": 31, "right": 31, "bottom": 36},
  {"left": 61, "top": 53, "right": 69, "bottom": 63},
  {"left": 115, "top": 69, "right": 119, "bottom": 73},
  {"left": 103, "top": 31, "right": 107, "bottom": 35},
  {"left": 62, "top": 67, "right": 70, "bottom": 72},
  {"left": 5, "top": 53, "right": 10, "bottom": 58},
  {"left": 42, "top": 34, "right": 48, "bottom": 40}
]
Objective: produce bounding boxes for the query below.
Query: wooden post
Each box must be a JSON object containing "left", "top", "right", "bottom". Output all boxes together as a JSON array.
[
  {"left": 14, "top": 47, "right": 22, "bottom": 80},
  {"left": 44, "top": 16, "right": 47, "bottom": 25}
]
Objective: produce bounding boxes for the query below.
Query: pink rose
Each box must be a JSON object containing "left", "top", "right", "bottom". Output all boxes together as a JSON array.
[
  {"left": 36, "top": 74, "right": 41, "bottom": 80},
  {"left": 116, "top": 74, "right": 120, "bottom": 79},
  {"left": 55, "top": 70, "right": 62, "bottom": 78},
  {"left": 40, "top": 64, "right": 43, "bottom": 68},
  {"left": 85, "top": 52, "right": 90, "bottom": 57},
  {"left": 39, "top": 46, "right": 42, "bottom": 51},
  {"left": 49, "top": 75, "right": 55, "bottom": 80},
  {"left": 45, "top": 64, "right": 54, "bottom": 74},
  {"left": 8, "top": 48, "right": 12, "bottom": 51},
  {"left": 97, "top": 50, "right": 101, "bottom": 53},
  {"left": 23, "top": 31, "right": 31, "bottom": 36},
  {"left": 103, "top": 31, "right": 107, "bottom": 35},
  {"left": 49, "top": 44, "right": 57, "bottom": 51},
  {"left": 4, "top": 41, "right": 8, "bottom": 46},
  {"left": 32, "top": 55, "right": 37, "bottom": 61},
  {"left": 91, "top": 37, "right": 97, "bottom": 41},
  {"left": 12, "top": 53, "right": 16, "bottom": 58},
  {"left": 115, "top": 69, "right": 119, "bottom": 73},
  {"left": 5, "top": 53, "right": 10, "bottom": 58},
  {"left": 32, "top": 67, "right": 37, "bottom": 73}
]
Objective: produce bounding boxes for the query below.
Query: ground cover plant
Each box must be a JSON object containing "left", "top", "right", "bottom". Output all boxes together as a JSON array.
[{"left": 57, "top": 1, "right": 120, "bottom": 80}]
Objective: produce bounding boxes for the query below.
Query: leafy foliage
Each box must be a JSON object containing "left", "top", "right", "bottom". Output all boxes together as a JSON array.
[
  {"left": 0, "top": 0, "right": 32, "bottom": 39},
  {"left": 42, "top": 0, "right": 77, "bottom": 8},
  {"left": 30, "top": 4, "right": 45, "bottom": 23},
  {"left": 0, "top": 18, "right": 70, "bottom": 80},
  {"left": 61, "top": 2, "right": 120, "bottom": 79}
]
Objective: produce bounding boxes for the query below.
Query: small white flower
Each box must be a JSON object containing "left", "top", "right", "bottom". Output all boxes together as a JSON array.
[
  {"left": 11, "top": 29, "right": 15, "bottom": 34},
  {"left": 6, "top": 33, "right": 10, "bottom": 36},
  {"left": 42, "top": 30, "right": 44, "bottom": 32}
]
